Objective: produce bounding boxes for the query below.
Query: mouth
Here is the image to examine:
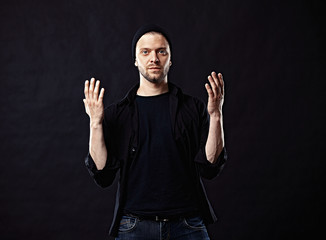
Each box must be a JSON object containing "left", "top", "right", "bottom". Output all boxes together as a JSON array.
[{"left": 148, "top": 65, "right": 161, "bottom": 70}]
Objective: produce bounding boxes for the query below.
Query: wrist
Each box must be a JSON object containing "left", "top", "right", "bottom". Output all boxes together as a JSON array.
[
  {"left": 209, "top": 112, "right": 222, "bottom": 121},
  {"left": 90, "top": 120, "right": 103, "bottom": 129}
]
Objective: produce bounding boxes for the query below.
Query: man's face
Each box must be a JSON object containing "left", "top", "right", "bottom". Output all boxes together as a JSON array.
[{"left": 135, "top": 32, "right": 171, "bottom": 84}]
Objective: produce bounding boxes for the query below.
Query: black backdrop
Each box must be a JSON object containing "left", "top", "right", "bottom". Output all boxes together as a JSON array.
[{"left": 1, "top": 0, "right": 325, "bottom": 239}]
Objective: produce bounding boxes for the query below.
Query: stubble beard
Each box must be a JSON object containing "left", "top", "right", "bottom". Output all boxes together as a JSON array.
[{"left": 138, "top": 65, "right": 170, "bottom": 84}]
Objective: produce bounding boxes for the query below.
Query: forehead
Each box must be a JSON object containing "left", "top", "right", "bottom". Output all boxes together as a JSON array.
[{"left": 136, "top": 32, "right": 170, "bottom": 49}]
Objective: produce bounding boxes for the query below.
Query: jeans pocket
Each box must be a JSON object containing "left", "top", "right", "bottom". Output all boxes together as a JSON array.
[
  {"left": 183, "top": 216, "right": 206, "bottom": 229},
  {"left": 118, "top": 215, "right": 138, "bottom": 232}
]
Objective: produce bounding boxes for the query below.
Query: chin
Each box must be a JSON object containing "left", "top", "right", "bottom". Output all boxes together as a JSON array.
[
  {"left": 146, "top": 77, "right": 162, "bottom": 84},
  {"left": 139, "top": 67, "right": 167, "bottom": 84},
  {"left": 145, "top": 73, "right": 164, "bottom": 83}
]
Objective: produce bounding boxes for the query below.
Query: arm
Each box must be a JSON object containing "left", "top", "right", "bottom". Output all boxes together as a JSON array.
[
  {"left": 205, "top": 72, "right": 225, "bottom": 164},
  {"left": 83, "top": 77, "right": 107, "bottom": 170}
]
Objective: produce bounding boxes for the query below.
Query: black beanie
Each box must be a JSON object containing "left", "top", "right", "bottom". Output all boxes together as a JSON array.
[{"left": 131, "top": 24, "right": 172, "bottom": 61}]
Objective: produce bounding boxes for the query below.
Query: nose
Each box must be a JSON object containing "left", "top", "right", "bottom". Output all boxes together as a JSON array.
[{"left": 150, "top": 51, "right": 159, "bottom": 63}]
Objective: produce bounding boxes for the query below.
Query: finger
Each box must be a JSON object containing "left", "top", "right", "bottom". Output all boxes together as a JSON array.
[
  {"left": 213, "top": 71, "right": 224, "bottom": 96},
  {"left": 208, "top": 75, "right": 218, "bottom": 97},
  {"left": 89, "top": 77, "right": 95, "bottom": 97},
  {"left": 212, "top": 71, "right": 221, "bottom": 96},
  {"left": 205, "top": 83, "right": 214, "bottom": 99},
  {"left": 84, "top": 80, "right": 89, "bottom": 99},
  {"left": 83, "top": 99, "right": 89, "bottom": 114},
  {"left": 94, "top": 80, "right": 100, "bottom": 100},
  {"left": 211, "top": 71, "right": 220, "bottom": 87},
  {"left": 83, "top": 98, "right": 87, "bottom": 109},
  {"left": 98, "top": 88, "right": 105, "bottom": 102},
  {"left": 218, "top": 73, "right": 224, "bottom": 96}
]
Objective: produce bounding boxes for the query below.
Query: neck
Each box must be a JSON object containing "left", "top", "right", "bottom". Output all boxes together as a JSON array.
[{"left": 137, "top": 76, "right": 169, "bottom": 96}]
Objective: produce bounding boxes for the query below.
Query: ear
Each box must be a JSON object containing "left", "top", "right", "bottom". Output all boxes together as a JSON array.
[
  {"left": 169, "top": 61, "right": 172, "bottom": 66},
  {"left": 134, "top": 60, "right": 138, "bottom": 67}
]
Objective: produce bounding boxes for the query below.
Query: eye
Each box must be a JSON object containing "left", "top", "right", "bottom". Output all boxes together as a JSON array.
[
  {"left": 158, "top": 49, "right": 167, "bottom": 55},
  {"left": 141, "top": 50, "right": 149, "bottom": 55}
]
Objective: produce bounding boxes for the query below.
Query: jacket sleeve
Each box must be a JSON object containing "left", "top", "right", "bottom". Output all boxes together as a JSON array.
[
  {"left": 193, "top": 99, "right": 227, "bottom": 180},
  {"left": 84, "top": 105, "right": 120, "bottom": 188},
  {"left": 194, "top": 146, "right": 227, "bottom": 180},
  {"left": 85, "top": 153, "right": 119, "bottom": 188}
]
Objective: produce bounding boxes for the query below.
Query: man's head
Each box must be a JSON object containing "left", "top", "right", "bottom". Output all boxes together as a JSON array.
[{"left": 132, "top": 24, "right": 172, "bottom": 83}]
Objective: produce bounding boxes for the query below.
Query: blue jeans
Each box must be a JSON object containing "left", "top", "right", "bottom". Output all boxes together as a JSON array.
[{"left": 115, "top": 215, "right": 210, "bottom": 240}]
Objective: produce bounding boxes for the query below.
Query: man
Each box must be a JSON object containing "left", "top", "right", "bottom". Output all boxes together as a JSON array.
[{"left": 83, "top": 24, "right": 227, "bottom": 240}]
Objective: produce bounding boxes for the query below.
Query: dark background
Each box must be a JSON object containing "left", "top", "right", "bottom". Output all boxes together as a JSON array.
[{"left": 0, "top": 0, "right": 325, "bottom": 239}]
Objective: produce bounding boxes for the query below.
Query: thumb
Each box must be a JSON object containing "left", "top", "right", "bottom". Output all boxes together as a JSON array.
[{"left": 83, "top": 99, "right": 88, "bottom": 111}]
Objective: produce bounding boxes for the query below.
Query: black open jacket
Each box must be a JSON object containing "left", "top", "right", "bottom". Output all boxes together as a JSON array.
[{"left": 85, "top": 82, "right": 227, "bottom": 237}]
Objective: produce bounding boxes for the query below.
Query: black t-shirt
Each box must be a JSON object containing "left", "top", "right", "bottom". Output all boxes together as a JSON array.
[{"left": 123, "top": 92, "right": 198, "bottom": 216}]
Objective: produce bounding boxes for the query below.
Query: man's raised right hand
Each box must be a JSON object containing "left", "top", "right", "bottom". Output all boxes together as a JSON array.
[{"left": 83, "top": 77, "right": 105, "bottom": 125}]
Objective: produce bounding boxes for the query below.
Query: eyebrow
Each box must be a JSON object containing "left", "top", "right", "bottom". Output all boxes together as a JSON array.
[{"left": 139, "top": 47, "right": 167, "bottom": 51}]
